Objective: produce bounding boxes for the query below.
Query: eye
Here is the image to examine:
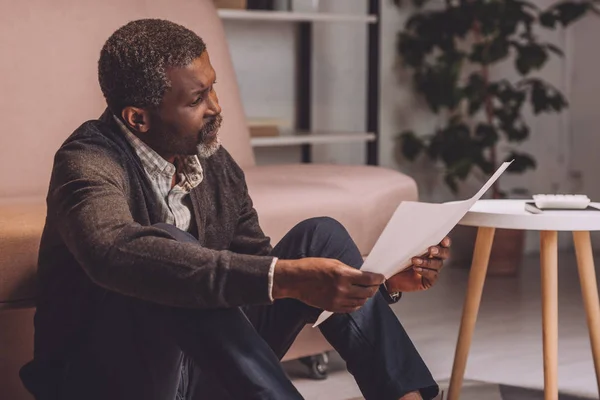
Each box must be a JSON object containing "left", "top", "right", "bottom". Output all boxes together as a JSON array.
[{"left": 190, "top": 95, "right": 204, "bottom": 106}]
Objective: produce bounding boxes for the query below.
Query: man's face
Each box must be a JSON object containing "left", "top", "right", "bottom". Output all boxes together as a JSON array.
[{"left": 147, "top": 51, "right": 222, "bottom": 159}]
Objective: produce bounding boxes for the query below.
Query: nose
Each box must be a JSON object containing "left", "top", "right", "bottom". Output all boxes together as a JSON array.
[{"left": 206, "top": 89, "right": 221, "bottom": 116}]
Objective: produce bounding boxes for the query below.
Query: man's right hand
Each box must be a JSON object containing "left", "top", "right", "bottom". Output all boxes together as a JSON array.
[{"left": 272, "top": 258, "right": 385, "bottom": 313}]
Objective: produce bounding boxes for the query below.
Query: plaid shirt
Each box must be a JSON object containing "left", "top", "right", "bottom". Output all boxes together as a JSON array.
[
  {"left": 114, "top": 116, "right": 203, "bottom": 232},
  {"left": 114, "top": 116, "right": 277, "bottom": 300}
]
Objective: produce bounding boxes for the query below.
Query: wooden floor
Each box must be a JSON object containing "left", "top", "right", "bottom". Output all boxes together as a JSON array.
[{"left": 286, "top": 251, "right": 600, "bottom": 399}]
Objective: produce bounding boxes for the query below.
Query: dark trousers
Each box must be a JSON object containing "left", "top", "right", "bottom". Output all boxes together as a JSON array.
[{"left": 54, "top": 217, "right": 438, "bottom": 400}]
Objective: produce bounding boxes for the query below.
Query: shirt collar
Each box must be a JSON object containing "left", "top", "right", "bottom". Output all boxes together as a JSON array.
[{"left": 113, "top": 115, "right": 204, "bottom": 189}]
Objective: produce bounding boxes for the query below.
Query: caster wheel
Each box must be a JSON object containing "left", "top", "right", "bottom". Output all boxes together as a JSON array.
[{"left": 299, "top": 353, "right": 329, "bottom": 380}]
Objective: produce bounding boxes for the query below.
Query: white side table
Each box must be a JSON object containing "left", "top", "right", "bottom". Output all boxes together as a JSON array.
[{"left": 447, "top": 200, "right": 600, "bottom": 400}]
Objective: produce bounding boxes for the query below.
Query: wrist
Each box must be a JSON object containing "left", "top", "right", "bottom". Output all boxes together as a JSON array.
[
  {"left": 272, "top": 259, "right": 297, "bottom": 300},
  {"left": 382, "top": 280, "right": 402, "bottom": 303},
  {"left": 383, "top": 280, "right": 394, "bottom": 294}
]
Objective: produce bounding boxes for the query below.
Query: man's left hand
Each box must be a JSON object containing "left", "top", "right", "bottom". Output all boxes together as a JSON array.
[{"left": 385, "top": 236, "right": 451, "bottom": 293}]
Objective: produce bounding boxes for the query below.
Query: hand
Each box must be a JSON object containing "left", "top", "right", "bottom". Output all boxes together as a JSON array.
[
  {"left": 385, "top": 236, "right": 451, "bottom": 293},
  {"left": 272, "top": 258, "right": 385, "bottom": 313}
]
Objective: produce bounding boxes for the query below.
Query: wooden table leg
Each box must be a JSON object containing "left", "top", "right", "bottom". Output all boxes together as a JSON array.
[
  {"left": 540, "top": 231, "right": 558, "bottom": 400},
  {"left": 573, "top": 231, "right": 600, "bottom": 397},
  {"left": 448, "top": 227, "right": 495, "bottom": 400}
]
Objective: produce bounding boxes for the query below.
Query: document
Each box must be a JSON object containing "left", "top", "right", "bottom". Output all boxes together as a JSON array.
[{"left": 313, "top": 161, "right": 513, "bottom": 327}]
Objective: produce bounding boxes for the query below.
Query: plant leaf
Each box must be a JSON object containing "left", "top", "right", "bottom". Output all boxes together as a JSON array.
[
  {"left": 399, "top": 131, "right": 425, "bottom": 161},
  {"left": 526, "top": 79, "right": 569, "bottom": 114},
  {"left": 501, "top": 118, "right": 531, "bottom": 142},
  {"left": 471, "top": 37, "right": 511, "bottom": 65},
  {"left": 444, "top": 173, "right": 459, "bottom": 194},
  {"left": 414, "top": 52, "right": 465, "bottom": 112},
  {"left": 450, "top": 158, "right": 473, "bottom": 180},
  {"left": 398, "top": 33, "right": 428, "bottom": 68},
  {"left": 462, "top": 73, "right": 487, "bottom": 115},
  {"left": 539, "top": 11, "right": 557, "bottom": 28},
  {"left": 514, "top": 43, "right": 549, "bottom": 76},
  {"left": 505, "top": 151, "right": 537, "bottom": 173},
  {"left": 554, "top": 1, "right": 593, "bottom": 27},
  {"left": 473, "top": 156, "right": 496, "bottom": 175},
  {"left": 475, "top": 123, "right": 499, "bottom": 147},
  {"left": 439, "top": 123, "right": 472, "bottom": 166}
]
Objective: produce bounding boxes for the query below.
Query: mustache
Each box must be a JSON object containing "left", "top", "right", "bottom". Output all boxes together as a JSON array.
[{"left": 201, "top": 115, "right": 223, "bottom": 136}]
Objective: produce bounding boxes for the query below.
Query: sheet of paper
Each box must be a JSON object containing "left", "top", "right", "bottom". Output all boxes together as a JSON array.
[{"left": 313, "top": 161, "right": 513, "bottom": 327}]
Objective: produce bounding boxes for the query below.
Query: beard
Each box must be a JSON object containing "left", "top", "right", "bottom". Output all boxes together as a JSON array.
[{"left": 197, "top": 114, "right": 223, "bottom": 159}]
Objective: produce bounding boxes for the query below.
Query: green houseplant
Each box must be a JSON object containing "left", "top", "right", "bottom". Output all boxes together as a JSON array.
[{"left": 394, "top": 0, "right": 598, "bottom": 274}]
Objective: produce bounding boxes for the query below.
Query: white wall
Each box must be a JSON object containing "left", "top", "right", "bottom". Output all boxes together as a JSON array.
[
  {"left": 569, "top": 15, "right": 600, "bottom": 200},
  {"left": 568, "top": 14, "right": 600, "bottom": 246}
]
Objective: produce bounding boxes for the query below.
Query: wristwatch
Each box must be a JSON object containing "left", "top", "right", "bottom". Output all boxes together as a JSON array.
[{"left": 380, "top": 281, "right": 402, "bottom": 304}]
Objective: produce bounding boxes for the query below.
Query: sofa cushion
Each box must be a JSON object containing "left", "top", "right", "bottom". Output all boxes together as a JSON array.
[
  {"left": 0, "top": 199, "right": 46, "bottom": 304},
  {"left": 245, "top": 164, "right": 418, "bottom": 255},
  {"left": 0, "top": 307, "right": 36, "bottom": 400},
  {"left": 0, "top": 164, "right": 417, "bottom": 303}
]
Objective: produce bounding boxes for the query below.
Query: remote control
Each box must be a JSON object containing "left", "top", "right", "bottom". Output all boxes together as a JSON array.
[{"left": 532, "top": 194, "right": 591, "bottom": 210}]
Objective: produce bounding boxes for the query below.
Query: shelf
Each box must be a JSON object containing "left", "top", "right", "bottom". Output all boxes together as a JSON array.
[
  {"left": 217, "top": 9, "right": 377, "bottom": 23},
  {"left": 251, "top": 131, "right": 376, "bottom": 147}
]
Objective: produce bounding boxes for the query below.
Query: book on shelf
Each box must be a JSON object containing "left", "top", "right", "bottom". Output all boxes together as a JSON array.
[
  {"left": 247, "top": 118, "right": 289, "bottom": 138},
  {"left": 213, "top": 0, "right": 247, "bottom": 9}
]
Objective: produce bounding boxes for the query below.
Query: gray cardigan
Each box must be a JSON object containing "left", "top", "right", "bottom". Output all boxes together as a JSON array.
[{"left": 32, "top": 109, "right": 275, "bottom": 363}]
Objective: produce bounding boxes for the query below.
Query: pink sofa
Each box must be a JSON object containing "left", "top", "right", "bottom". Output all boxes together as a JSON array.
[{"left": 0, "top": 0, "right": 418, "bottom": 398}]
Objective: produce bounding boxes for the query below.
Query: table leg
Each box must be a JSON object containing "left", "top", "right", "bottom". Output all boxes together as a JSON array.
[
  {"left": 448, "top": 227, "right": 495, "bottom": 400},
  {"left": 573, "top": 231, "right": 600, "bottom": 397},
  {"left": 540, "top": 231, "right": 558, "bottom": 400}
]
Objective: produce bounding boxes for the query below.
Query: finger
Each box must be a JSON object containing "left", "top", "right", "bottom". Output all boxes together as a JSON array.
[
  {"left": 346, "top": 283, "right": 379, "bottom": 299},
  {"left": 440, "top": 236, "right": 451, "bottom": 248},
  {"left": 413, "top": 266, "right": 440, "bottom": 283},
  {"left": 427, "top": 245, "right": 450, "bottom": 260},
  {"left": 413, "top": 257, "right": 443, "bottom": 272},
  {"left": 392, "top": 270, "right": 425, "bottom": 291},
  {"left": 349, "top": 271, "right": 385, "bottom": 287}
]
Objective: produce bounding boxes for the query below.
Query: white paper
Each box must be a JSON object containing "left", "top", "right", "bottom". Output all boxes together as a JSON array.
[{"left": 312, "top": 161, "right": 513, "bottom": 327}]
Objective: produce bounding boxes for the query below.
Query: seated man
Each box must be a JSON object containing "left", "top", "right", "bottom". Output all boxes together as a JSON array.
[{"left": 20, "top": 19, "right": 450, "bottom": 400}]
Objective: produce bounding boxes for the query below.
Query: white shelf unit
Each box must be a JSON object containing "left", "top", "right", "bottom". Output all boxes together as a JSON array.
[
  {"left": 217, "top": 9, "right": 377, "bottom": 23},
  {"left": 219, "top": 1, "right": 381, "bottom": 164},
  {"left": 250, "top": 132, "right": 376, "bottom": 147}
]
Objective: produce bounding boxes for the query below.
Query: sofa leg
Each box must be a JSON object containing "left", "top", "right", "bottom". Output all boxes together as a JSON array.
[{"left": 299, "top": 352, "right": 329, "bottom": 380}]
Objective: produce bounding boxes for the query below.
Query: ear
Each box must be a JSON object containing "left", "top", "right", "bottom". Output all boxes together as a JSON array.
[{"left": 121, "top": 106, "right": 151, "bottom": 133}]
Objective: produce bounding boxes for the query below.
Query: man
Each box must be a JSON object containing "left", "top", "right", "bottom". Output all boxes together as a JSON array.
[{"left": 20, "top": 19, "right": 450, "bottom": 400}]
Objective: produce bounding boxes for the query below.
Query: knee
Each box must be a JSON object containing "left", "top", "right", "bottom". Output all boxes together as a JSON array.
[
  {"left": 293, "top": 217, "right": 354, "bottom": 256},
  {"left": 295, "top": 217, "right": 349, "bottom": 238}
]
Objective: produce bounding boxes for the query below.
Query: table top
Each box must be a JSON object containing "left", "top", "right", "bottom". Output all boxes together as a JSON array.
[{"left": 459, "top": 199, "right": 600, "bottom": 231}]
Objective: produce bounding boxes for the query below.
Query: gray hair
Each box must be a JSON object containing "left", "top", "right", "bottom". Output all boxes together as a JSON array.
[{"left": 98, "top": 19, "right": 206, "bottom": 114}]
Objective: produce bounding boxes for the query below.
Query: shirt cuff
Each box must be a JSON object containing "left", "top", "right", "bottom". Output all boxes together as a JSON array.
[{"left": 268, "top": 257, "right": 278, "bottom": 302}]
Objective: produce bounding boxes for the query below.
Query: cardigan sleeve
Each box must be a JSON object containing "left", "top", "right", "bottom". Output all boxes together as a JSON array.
[{"left": 48, "top": 138, "right": 274, "bottom": 309}]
